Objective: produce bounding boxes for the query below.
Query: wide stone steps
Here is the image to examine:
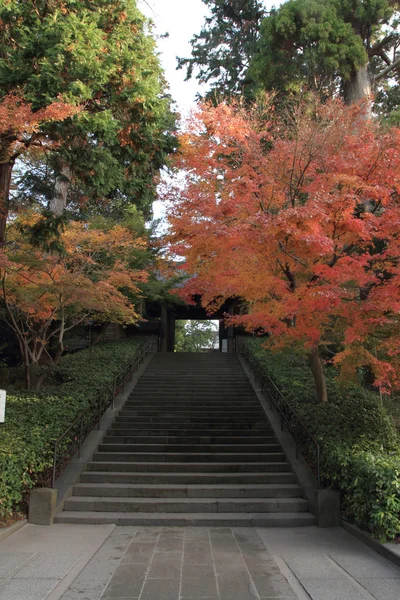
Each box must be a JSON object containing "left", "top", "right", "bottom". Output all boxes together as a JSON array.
[
  {"left": 64, "top": 496, "right": 309, "bottom": 513},
  {"left": 86, "top": 461, "right": 293, "bottom": 473},
  {"left": 55, "top": 352, "right": 316, "bottom": 526},
  {"left": 57, "top": 511, "right": 316, "bottom": 527},
  {"left": 103, "top": 435, "right": 277, "bottom": 444},
  {"left": 80, "top": 471, "right": 298, "bottom": 484},
  {"left": 98, "top": 443, "right": 281, "bottom": 453},
  {"left": 92, "top": 452, "right": 286, "bottom": 463},
  {"left": 73, "top": 482, "right": 303, "bottom": 498},
  {"left": 109, "top": 424, "right": 273, "bottom": 432}
]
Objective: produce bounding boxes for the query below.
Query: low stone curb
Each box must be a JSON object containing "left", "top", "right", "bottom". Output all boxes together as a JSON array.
[
  {"left": 342, "top": 520, "right": 400, "bottom": 569},
  {"left": 0, "top": 518, "right": 27, "bottom": 542}
]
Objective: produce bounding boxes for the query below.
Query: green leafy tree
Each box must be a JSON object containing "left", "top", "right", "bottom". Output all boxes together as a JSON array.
[
  {"left": 250, "top": 0, "right": 400, "bottom": 107},
  {"left": 175, "top": 320, "right": 219, "bottom": 352},
  {"left": 177, "top": 0, "right": 266, "bottom": 99},
  {"left": 0, "top": 0, "right": 177, "bottom": 244}
]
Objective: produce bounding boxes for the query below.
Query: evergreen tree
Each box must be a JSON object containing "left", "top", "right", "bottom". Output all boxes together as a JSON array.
[
  {"left": 250, "top": 0, "right": 400, "bottom": 107},
  {"left": 177, "top": 0, "right": 266, "bottom": 99},
  {"left": 0, "top": 0, "right": 177, "bottom": 245}
]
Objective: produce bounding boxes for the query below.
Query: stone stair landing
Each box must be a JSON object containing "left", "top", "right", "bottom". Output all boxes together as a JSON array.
[{"left": 55, "top": 352, "right": 316, "bottom": 526}]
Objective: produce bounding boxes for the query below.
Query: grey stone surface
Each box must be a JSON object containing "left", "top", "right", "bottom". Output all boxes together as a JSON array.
[
  {"left": 332, "top": 552, "right": 400, "bottom": 579},
  {"left": 15, "top": 553, "right": 78, "bottom": 579},
  {"left": 316, "top": 491, "right": 341, "bottom": 528},
  {"left": 0, "top": 579, "right": 59, "bottom": 600},
  {"left": 300, "top": 578, "right": 368, "bottom": 600},
  {"left": 257, "top": 525, "right": 400, "bottom": 600},
  {"left": 0, "top": 552, "right": 34, "bottom": 578},
  {"left": 147, "top": 551, "right": 182, "bottom": 579},
  {"left": 102, "top": 563, "right": 147, "bottom": 598},
  {"left": 282, "top": 555, "right": 345, "bottom": 580},
  {"left": 28, "top": 489, "right": 58, "bottom": 526},
  {"left": 183, "top": 541, "right": 213, "bottom": 564},
  {"left": 357, "top": 578, "right": 400, "bottom": 600},
  {"left": 4, "top": 523, "right": 400, "bottom": 600},
  {"left": 121, "top": 542, "right": 156, "bottom": 564},
  {"left": 181, "top": 564, "right": 218, "bottom": 597},
  {"left": 140, "top": 578, "right": 180, "bottom": 600}
]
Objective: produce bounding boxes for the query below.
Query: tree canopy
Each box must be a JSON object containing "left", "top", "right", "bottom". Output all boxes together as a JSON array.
[
  {"left": 0, "top": 0, "right": 177, "bottom": 242},
  {"left": 165, "top": 98, "right": 400, "bottom": 401},
  {"left": 177, "top": 0, "right": 266, "bottom": 99},
  {"left": 250, "top": 0, "right": 400, "bottom": 107}
]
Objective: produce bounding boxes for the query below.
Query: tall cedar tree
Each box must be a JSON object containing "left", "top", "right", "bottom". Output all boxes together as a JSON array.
[
  {"left": 164, "top": 99, "right": 400, "bottom": 403},
  {"left": 250, "top": 0, "right": 400, "bottom": 107},
  {"left": 177, "top": 0, "right": 266, "bottom": 99},
  {"left": 0, "top": 0, "right": 176, "bottom": 244}
]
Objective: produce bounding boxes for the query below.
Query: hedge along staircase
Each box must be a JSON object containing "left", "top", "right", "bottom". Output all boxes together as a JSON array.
[{"left": 56, "top": 353, "right": 317, "bottom": 526}]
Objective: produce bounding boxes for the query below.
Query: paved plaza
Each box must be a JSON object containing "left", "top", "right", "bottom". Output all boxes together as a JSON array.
[{"left": 0, "top": 524, "right": 400, "bottom": 600}]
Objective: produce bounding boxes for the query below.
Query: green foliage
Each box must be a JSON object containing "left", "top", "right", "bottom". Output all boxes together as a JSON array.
[
  {"left": 245, "top": 338, "right": 400, "bottom": 539},
  {"left": 175, "top": 320, "right": 219, "bottom": 352},
  {"left": 251, "top": 0, "right": 366, "bottom": 97},
  {"left": 177, "top": 0, "right": 265, "bottom": 99},
  {"left": 250, "top": 0, "right": 399, "bottom": 113},
  {"left": 0, "top": 340, "right": 143, "bottom": 517},
  {"left": 1, "top": 0, "right": 177, "bottom": 216}
]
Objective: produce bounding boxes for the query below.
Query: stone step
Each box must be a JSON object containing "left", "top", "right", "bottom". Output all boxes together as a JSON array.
[
  {"left": 87, "top": 461, "right": 292, "bottom": 473},
  {"left": 54, "top": 511, "right": 318, "bottom": 527},
  {"left": 54, "top": 352, "right": 314, "bottom": 527},
  {"left": 103, "top": 435, "right": 278, "bottom": 444},
  {"left": 92, "top": 452, "right": 285, "bottom": 463},
  {"left": 73, "top": 483, "right": 303, "bottom": 499},
  {"left": 130, "top": 392, "right": 255, "bottom": 398},
  {"left": 98, "top": 443, "right": 281, "bottom": 453},
  {"left": 118, "top": 410, "right": 266, "bottom": 418},
  {"left": 63, "top": 496, "right": 309, "bottom": 513},
  {"left": 80, "top": 471, "right": 298, "bottom": 484},
  {"left": 115, "top": 414, "right": 266, "bottom": 427},
  {"left": 136, "top": 380, "right": 254, "bottom": 396},
  {"left": 109, "top": 424, "right": 273, "bottom": 433},
  {"left": 125, "top": 399, "right": 260, "bottom": 406}
]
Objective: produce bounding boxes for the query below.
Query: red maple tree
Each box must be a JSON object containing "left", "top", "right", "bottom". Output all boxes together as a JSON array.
[
  {"left": 0, "top": 211, "right": 147, "bottom": 389},
  {"left": 165, "top": 98, "right": 400, "bottom": 402}
]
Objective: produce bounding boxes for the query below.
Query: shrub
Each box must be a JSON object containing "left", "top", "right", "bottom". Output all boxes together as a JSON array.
[
  {"left": 0, "top": 340, "right": 144, "bottom": 518},
  {"left": 245, "top": 338, "right": 400, "bottom": 540}
]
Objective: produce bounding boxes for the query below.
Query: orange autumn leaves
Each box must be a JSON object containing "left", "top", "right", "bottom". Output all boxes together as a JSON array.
[
  {"left": 0, "top": 94, "right": 80, "bottom": 161},
  {"left": 0, "top": 213, "right": 147, "bottom": 377},
  {"left": 166, "top": 99, "right": 400, "bottom": 392}
]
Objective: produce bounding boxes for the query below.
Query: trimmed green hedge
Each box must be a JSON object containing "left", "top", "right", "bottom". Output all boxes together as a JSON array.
[
  {"left": 245, "top": 339, "right": 400, "bottom": 540},
  {"left": 0, "top": 340, "right": 144, "bottom": 517}
]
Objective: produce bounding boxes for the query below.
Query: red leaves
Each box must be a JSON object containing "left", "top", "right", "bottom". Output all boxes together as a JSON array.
[
  {"left": 0, "top": 94, "right": 81, "bottom": 160},
  {"left": 166, "top": 97, "right": 400, "bottom": 391}
]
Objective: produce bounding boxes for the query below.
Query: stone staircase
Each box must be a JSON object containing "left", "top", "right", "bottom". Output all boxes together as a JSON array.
[{"left": 55, "top": 352, "right": 317, "bottom": 526}]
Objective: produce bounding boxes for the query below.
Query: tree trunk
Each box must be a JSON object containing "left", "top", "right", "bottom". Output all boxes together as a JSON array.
[
  {"left": 343, "top": 64, "right": 372, "bottom": 107},
  {"left": 0, "top": 162, "right": 14, "bottom": 248},
  {"left": 49, "top": 165, "right": 71, "bottom": 216},
  {"left": 308, "top": 345, "right": 328, "bottom": 404}
]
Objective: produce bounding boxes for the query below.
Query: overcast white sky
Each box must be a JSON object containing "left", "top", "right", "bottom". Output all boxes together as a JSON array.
[{"left": 137, "top": 0, "right": 278, "bottom": 219}]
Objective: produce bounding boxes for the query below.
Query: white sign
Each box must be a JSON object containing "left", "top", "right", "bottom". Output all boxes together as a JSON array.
[{"left": 0, "top": 390, "right": 5, "bottom": 423}]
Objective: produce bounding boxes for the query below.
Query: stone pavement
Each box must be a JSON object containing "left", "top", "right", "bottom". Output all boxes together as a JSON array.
[
  {"left": 60, "top": 526, "right": 295, "bottom": 600},
  {"left": 0, "top": 524, "right": 400, "bottom": 600},
  {"left": 257, "top": 526, "right": 400, "bottom": 600}
]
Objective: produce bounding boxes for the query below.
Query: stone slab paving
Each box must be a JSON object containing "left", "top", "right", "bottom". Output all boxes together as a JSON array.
[
  {"left": 60, "top": 526, "right": 297, "bottom": 600},
  {"left": 257, "top": 526, "right": 400, "bottom": 600},
  {"left": 0, "top": 524, "right": 114, "bottom": 600},
  {"left": 1, "top": 524, "right": 400, "bottom": 600}
]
